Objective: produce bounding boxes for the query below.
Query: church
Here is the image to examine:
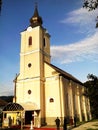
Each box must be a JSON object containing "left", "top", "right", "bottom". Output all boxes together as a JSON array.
[{"left": 3, "top": 5, "right": 91, "bottom": 127}]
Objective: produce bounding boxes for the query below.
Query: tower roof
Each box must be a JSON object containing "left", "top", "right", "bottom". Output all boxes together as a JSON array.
[{"left": 30, "top": 5, "right": 43, "bottom": 27}]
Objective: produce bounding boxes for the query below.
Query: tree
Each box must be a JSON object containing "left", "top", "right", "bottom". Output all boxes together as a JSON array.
[
  {"left": 83, "top": 0, "right": 98, "bottom": 28},
  {"left": 84, "top": 74, "right": 98, "bottom": 118},
  {"left": 0, "top": 96, "right": 13, "bottom": 103},
  {"left": 0, "top": 0, "right": 2, "bottom": 13}
]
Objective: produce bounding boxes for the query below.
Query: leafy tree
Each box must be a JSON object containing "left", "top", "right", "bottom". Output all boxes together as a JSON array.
[
  {"left": 0, "top": 96, "right": 13, "bottom": 103},
  {"left": 84, "top": 74, "right": 98, "bottom": 118},
  {"left": 83, "top": 0, "right": 98, "bottom": 28},
  {"left": 0, "top": 0, "right": 2, "bottom": 13}
]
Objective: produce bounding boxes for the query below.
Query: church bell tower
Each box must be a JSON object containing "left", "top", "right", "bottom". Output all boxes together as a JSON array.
[
  {"left": 14, "top": 5, "right": 51, "bottom": 126},
  {"left": 20, "top": 5, "right": 51, "bottom": 80}
]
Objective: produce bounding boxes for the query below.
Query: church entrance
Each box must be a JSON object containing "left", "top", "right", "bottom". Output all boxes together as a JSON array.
[{"left": 25, "top": 111, "right": 34, "bottom": 124}]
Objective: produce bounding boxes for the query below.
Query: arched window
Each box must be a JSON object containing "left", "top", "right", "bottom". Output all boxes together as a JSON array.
[
  {"left": 28, "top": 36, "right": 32, "bottom": 46},
  {"left": 43, "top": 38, "right": 46, "bottom": 47}
]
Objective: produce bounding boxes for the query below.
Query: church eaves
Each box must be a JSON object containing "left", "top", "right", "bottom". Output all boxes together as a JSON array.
[{"left": 45, "top": 62, "right": 83, "bottom": 85}]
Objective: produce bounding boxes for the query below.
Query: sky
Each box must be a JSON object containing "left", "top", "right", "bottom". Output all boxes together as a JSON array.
[{"left": 0, "top": 0, "right": 98, "bottom": 96}]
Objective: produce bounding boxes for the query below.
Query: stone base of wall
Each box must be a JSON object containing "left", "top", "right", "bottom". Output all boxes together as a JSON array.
[{"left": 46, "top": 117, "right": 56, "bottom": 125}]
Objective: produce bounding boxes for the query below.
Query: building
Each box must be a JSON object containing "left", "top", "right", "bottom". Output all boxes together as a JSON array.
[{"left": 3, "top": 5, "right": 91, "bottom": 127}]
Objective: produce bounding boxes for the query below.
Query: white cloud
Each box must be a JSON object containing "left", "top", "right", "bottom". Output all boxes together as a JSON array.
[
  {"left": 0, "top": 89, "right": 13, "bottom": 96},
  {"left": 51, "top": 31, "right": 98, "bottom": 64},
  {"left": 52, "top": 7, "right": 98, "bottom": 64},
  {"left": 61, "top": 8, "right": 98, "bottom": 35},
  {"left": 0, "top": 86, "right": 14, "bottom": 96},
  {"left": 0, "top": 80, "right": 14, "bottom": 96}
]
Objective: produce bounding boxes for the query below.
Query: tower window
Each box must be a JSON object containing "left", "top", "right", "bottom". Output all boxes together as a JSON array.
[
  {"left": 43, "top": 38, "right": 46, "bottom": 47},
  {"left": 28, "top": 36, "right": 32, "bottom": 46}
]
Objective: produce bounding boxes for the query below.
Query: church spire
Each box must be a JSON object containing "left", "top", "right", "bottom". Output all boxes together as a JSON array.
[{"left": 30, "top": 4, "right": 43, "bottom": 27}]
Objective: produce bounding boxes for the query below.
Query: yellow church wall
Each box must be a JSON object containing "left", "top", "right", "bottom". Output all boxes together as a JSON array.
[
  {"left": 60, "top": 77, "right": 70, "bottom": 117},
  {"left": 68, "top": 82, "right": 77, "bottom": 118},
  {"left": 16, "top": 79, "right": 41, "bottom": 109},
  {"left": 44, "top": 63, "right": 62, "bottom": 125},
  {"left": 45, "top": 77, "right": 61, "bottom": 125},
  {"left": 85, "top": 98, "right": 92, "bottom": 120},
  {"left": 15, "top": 59, "right": 90, "bottom": 125},
  {"left": 19, "top": 52, "right": 41, "bottom": 79},
  {"left": 81, "top": 91, "right": 88, "bottom": 121},
  {"left": 44, "top": 63, "right": 59, "bottom": 77},
  {"left": 40, "top": 53, "right": 45, "bottom": 79},
  {"left": 39, "top": 81, "right": 45, "bottom": 124},
  {"left": 80, "top": 87, "right": 92, "bottom": 121},
  {"left": 20, "top": 26, "right": 50, "bottom": 58},
  {"left": 61, "top": 78, "right": 76, "bottom": 121},
  {"left": 58, "top": 76, "right": 66, "bottom": 125},
  {"left": 19, "top": 52, "right": 45, "bottom": 81},
  {"left": 20, "top": 27, "right": 41, "bottom": 53},
  {"left": 19, "top": 26, "right": 50, "bottom": 80},
  {"left": 43, "top": 33, "right": 50, "bottom": 58},
  {"left": 60, "top": 76, "right": 87, "bottom": 122},
  {"left": 73, "top": 85, "right": 83, "bottom": 121},
  {"left": 44, "top": 56, "right": 50, "bottom": 63}
]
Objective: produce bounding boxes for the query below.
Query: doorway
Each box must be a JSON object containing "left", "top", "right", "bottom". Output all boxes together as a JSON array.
[{"left": 25, "top": 111, "right": 34, "bottom": 124}]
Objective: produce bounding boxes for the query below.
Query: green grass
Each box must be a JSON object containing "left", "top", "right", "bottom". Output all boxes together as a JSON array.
[{"left": 90, "top": 119, "right": 98, "bottom": 122}]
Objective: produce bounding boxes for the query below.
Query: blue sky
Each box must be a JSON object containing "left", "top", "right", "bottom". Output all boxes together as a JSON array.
[{"left": 0, "top": 0, "right": 98, "bottom": 96}]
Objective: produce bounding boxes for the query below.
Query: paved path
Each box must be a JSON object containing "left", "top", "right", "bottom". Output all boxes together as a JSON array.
[{"left": 72, "top": 120, "right": 98, "bottom": 130}]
